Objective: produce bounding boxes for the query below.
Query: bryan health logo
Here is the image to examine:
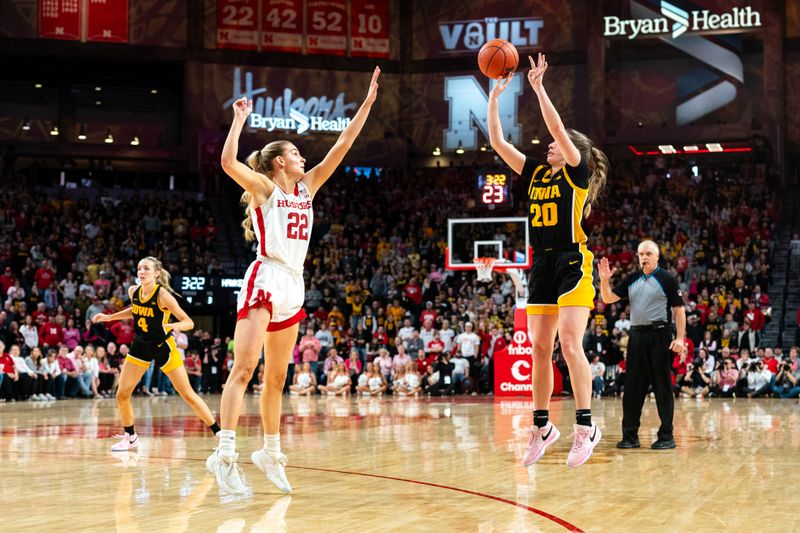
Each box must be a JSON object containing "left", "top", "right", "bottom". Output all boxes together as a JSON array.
[
  {"left": 225, "top": 67, "right": 355, "bottom": 134},
  {"left": 604, "top": 1, "right": 761, "bottom": 126}
]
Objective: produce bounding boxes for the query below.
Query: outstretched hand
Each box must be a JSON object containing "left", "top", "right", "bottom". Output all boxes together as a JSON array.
[
  {"left": 232, "top": 97, "right": 252, "bottom": 121},
  {"left": 92, "top": 313, "right": 109, "bottom": 324},
  {"left": 527, "top": 53, "right": 548, "bottom": 92},
  {"left": 364, "top": 66, "right": 381, "bottom": 106},
  {"left": 598, "top": 258, "right": 617, "bottom": 281},
  {"left": 489, "top": 73, "right": 514, "bottom": 99}
]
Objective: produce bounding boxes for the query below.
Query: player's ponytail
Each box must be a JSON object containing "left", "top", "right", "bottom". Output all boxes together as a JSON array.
[
  {"left": 140, "top": 256, "right": 178, "bottom": 296},
  {"left": 241, "top": 140, "right": 291, "bottom": 242},
  {"left": 566, "top": 129, "right": 609, "bottom": 218}
]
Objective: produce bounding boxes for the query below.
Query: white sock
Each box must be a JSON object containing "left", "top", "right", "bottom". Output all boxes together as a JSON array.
[
  {"left": 218, "top": 429, "right": 236, "bottom": 457},
  {"left": 264, "top": 433, "right": 281, "bottom": 454}
]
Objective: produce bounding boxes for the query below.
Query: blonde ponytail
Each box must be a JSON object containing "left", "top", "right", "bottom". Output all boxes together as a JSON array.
[
  {"left": 140, "top": 256, "right": 178, "bottom": 296},
  {"left": 240, "top": 141, "right": 291, "bottom": 242},
  {"left": 566, "top": 129, "right": 609, "bottom": 218}
]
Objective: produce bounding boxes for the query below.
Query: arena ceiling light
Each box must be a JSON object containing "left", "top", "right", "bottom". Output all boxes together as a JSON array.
[
  {"left": 531, "top": 136, "right": 540, "bottom": 144},
  {"left": 455, "top": 141, "right": 465, "bottom": 154},
  {"left": 432, "top": 146, "right": 441, "bottom": 156},
  {"left": 628, "top": 141, "right": 751, "bottom": 156},
  {"left": 50, "top": 125, "right": 59, "bottom": 136},
  {"left": 95, "top": 86, "right": 102, "bottom": 92},
  {"left": 104, "top": 129, "right": 113, "bottom": 144},
  {"left": 130, "top": 135, "right": 140, "bottom": 146},
  {"left": 150, "top": 89, "right": 158, "bottom": 94},
  {"left": 479, "top": 144, "right": 487, "bottom": 152},
  {"left": 78, "top": 125, "right": 87, "bottom": 140},
  {"left": 34, "top": 83, "right": 42, "bottom": 89},
  {"left": 21, "top": 116, "right": 30, "bottom": 131}
]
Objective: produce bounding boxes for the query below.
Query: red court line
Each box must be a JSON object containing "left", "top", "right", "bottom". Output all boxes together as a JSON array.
[
  {"left": 2, "top": 449, "right": 584, "bottom": 531},
  {"left": 288, "top": 464, "right": 585, "bottom": 533}
]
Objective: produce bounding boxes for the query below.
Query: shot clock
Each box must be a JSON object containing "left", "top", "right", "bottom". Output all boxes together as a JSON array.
[{"left": 477, "top": 172, "right": 513, "bottom": 208}]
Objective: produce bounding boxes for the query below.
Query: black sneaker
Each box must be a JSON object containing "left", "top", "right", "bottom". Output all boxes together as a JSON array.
[
  {"left": 615, "top": 438, "right": 641, "bottom": 449},
  {"left": 651, "top": 438, "right": 676, "bottom": 450}
]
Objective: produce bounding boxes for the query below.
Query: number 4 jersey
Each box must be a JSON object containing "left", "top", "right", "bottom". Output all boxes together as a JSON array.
[
  {"left": 518, "top": 155, "right": 590, "bottom": 253},
  {"left": 251, "top": 181, "right": 313, "bottom": 270}
]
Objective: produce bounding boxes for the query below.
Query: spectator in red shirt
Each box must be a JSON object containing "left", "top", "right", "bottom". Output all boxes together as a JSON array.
[
  {"left": 39, "top": 316, "right": 64, "bottom": 347},
  {"left": 744, "top": 302, "right": 765, "bottom": 332},
  {"left": 0, "top": 266, "right": 16, "bottom": 296},
  {"left": 34, "top": 259, "right": 56, "bottom": 290},
  {"left": 404, "top": 277, "right": 422, "bottom": 307},
  {"left": 372, "top": 326, "right": 389, "bottom": 348},
  {"left": 419, "top": 301, "right": 438, "bottom": 326},
  {"left": 31, "top": 302, "right": 48, "bottom": 323},
  {"left": 204, "top": 217, "right": 220, "bottom": 241},
  {"left": 185, "top": 351, "right": 203, "bottom": 392},
  {"left": 109, "top": 318, "right": 135, "bottom": 346},
  {"left": 416, "top": 349, "right": 435, "bottom": 375}
]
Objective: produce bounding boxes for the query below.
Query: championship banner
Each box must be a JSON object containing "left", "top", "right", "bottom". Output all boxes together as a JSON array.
[
  {"left": 493, "top": 307, "right": 562, "bottom": 397},
  {"left": 349, "top": 0, "right": 389, "bottom": 58},
  {"left": 262, "top": 0, "right": 303, "bottom": 53},
  {"left": 39, "top": 0, "right": 81, "bottom": 41},
  {"left": 217, "top": 0, "right": 259, "bottom": 50},
  {"left": 306, "top": 0, "right": 347, "bottom": 56},
  {"left": 87, "top": 0, "right": 129, "bottom": 43}
]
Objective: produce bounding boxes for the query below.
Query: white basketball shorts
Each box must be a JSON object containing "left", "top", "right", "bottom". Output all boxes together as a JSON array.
[{"left": 236, "top": 258, "right": 307, "bottom": 331}]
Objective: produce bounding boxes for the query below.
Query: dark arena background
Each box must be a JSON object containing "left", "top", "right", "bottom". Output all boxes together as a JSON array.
[{"left": 1, "top": 1, "right": 800, "bottom": 531}]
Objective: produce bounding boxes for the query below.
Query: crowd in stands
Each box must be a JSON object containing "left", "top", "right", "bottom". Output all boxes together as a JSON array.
[{"left": 1, "top": 158, "right": 798, "bottom": 403}]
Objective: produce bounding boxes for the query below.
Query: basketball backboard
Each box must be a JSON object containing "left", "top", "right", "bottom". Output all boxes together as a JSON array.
[{"left": 445, "top": 217, "right": 531, "bottom": 271}]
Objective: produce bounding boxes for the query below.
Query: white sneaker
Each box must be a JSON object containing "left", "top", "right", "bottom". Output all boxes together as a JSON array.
[
  {"left": 251, "top": 448, "right": 292, "bottom": 493},
  {"left": 45, "top": 393, "right": 56, "bottom": 400},
  {"left": 111, "top": 433, "right": 139, "bottom": 452},
  {"left": 206, "top": 450, "right": 247, "bottom": 495},
  {"left": 32, "top": 394, "right": 43, "bottom": 401}
]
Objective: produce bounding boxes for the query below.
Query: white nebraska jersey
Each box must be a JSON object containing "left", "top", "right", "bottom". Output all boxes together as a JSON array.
[{"left": 251, "top": 181, "right": 313, "bottom": 270}]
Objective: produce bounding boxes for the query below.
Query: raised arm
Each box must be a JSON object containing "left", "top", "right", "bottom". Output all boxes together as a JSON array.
[
  {"left": 598, "top": 258, "right": 621, "bottom": 304},
  {"left": 220, "top": 97, "right": 273, "bottom": 201},
  {"left": 304, "top": 67, "right": 381, "bottom": 197},
  {"left": 528, "top": 53, "right": 580, "bottom": 167},
  {"left": 487, "top": 74, "right": 525, "bottom": 175}
]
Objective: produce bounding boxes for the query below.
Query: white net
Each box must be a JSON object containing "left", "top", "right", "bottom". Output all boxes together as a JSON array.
[{"left": 474, "top": 257, "right": 498, "bottom": 282}]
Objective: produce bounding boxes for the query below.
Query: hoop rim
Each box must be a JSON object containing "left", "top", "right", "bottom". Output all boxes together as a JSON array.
[{"left": 444, "top": 246, "right": 533, "bottom": 272}]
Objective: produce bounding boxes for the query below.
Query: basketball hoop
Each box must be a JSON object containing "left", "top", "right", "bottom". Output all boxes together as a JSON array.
[{"left": 474, "top": 257, "right": 499, "bottom": 282}]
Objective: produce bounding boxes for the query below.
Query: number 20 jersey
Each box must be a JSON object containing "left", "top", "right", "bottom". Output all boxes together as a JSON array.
[
  {"left": 518, "top": 155, "right": 590, "bottom": 252},
  {"left": 250, "top": 181, "right": 313, "bottom": 270}
]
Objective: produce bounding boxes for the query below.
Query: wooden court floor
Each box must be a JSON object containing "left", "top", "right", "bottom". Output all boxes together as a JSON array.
[{"left": 1, "top": 394, "right": 799, "bottom": 532}]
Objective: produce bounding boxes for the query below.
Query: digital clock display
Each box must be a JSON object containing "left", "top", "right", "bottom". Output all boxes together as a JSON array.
[
  {"left": 180, "top": 276, "right": 207, "bottom": 291},
  {"left": 477, "top": 173, "right": 511, "bottom": 206}
]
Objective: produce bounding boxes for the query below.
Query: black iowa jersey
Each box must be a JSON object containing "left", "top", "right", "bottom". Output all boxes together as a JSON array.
[
  {"left": 131, "top": 284, "right": 171, "bottom": 343},
  {"left": 518, "top": 155, "right": 590, "bottom": 252}
]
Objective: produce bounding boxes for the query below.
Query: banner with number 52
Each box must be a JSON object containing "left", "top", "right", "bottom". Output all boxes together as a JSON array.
[
  {"left": 306, "top": 0, "right": 347, "bottom": 56},
  {"left": 349, "top": 0, "right": 389, "bottom": 58},
  {"left": 262, "top": 0, "right": 303, "bottom": 53}
]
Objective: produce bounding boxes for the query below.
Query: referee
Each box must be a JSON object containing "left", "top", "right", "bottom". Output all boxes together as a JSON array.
[{"left": 598, "top": 240, "right": 685, "bottom": 450}]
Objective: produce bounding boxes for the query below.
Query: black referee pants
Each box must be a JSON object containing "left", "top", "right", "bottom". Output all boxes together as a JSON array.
[{"left": 622, "top": 327, "right": 674, "bottom": 441}]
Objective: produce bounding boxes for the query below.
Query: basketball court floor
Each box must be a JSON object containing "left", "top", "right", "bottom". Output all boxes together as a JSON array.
[{"left": 1, "top": 395, "right": 798, "bottom": 532}]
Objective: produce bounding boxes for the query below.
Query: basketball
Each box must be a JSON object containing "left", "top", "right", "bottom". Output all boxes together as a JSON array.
[{"left": 477, "top": 39, "right": 519, "bottom": 79}]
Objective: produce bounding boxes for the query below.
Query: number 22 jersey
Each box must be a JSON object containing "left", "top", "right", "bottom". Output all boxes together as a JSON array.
[{"left": 250, "top": 181, "right": 313, "bottom": 270}]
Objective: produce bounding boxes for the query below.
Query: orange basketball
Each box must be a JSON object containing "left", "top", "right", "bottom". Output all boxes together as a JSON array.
[{"left": 477, "top": 39, "right": 519, "bottom": 79}]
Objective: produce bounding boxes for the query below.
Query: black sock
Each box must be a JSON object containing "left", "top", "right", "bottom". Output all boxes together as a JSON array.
[
  {"left": 209, "top": 422, "right": 221, "bottom": 436},
  {"left": 533, "top": 410, "right": 549, "bottom": 428},
  {"left": 124, "top": 425, "right": 135, "bottom": 436},
  {"left": 576, "top": 409, "right": 592, "bottom": 427}
]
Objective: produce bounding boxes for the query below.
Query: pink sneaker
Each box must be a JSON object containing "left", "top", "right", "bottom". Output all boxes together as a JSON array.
[
  {"left": 566, "top": 423, "right": 601, "bottom": 468},
  {"left": 111, "top": 433, "right": 139, "bottom": 452},
  {"left": 522, "top": 422, "right": 560, "bottom": 466}
]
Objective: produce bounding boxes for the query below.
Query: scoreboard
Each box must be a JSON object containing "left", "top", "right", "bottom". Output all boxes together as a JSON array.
[
  {"left": 477, "top": 172, "right": 513, "bottom": 209},
  {"left": 171, "top": 276, "right": 243, "bottom": 310}
]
